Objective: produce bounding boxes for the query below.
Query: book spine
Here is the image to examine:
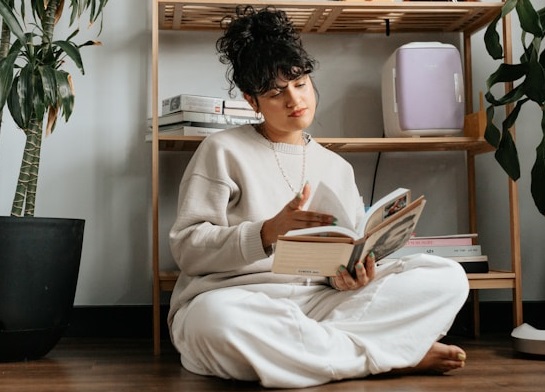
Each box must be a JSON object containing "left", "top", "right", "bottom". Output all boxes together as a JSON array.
[
  {"left": 223, "top": 99, "right": 253, "bottom": 110},
  {"left": 162, "top": 94, "right": 223, "bottom": 115},
  {"left": 387, "top": 245, "right": 482, "bottom": 258},
  {"left": 183, "top": 111, "right": 260, "bottom": 125},
  {"left": 223, "top": 107, "right": 261, "bottom": 118},
  {"left": 147, "top": 112, "right": 186, "bottom": 127},
  {"left": 381, "top": 255, "right": 488, "bottom": 263},
  {"left": 181, "top": 95, "right": 223, "bottom": 115},
  {"left": 405, "top": 237, "right": 474, "bottom": 246},
  {"left": 183, "top": 126, "right": 226, "bottom": 136}
]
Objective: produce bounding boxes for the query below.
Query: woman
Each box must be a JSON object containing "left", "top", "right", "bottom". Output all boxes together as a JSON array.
[{"left": 168, "top": 6, "right": 469, "bottom": 389}]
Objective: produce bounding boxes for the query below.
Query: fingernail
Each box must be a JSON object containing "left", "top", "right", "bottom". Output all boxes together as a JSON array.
[
  {"left": 339, "top": 265, "right": 346, "bottom": 272},
  {"left": 457, "top": 353, "right": 466, "bottom": 361},
  {"left": 357, "top": 262, "right": 363, "bottom": 269},
  {"left": 369, "top": 251, "right": 375, "bottom": 259},
  {"left": 332, "top": 217, "right": 338, "bottom": 226}
]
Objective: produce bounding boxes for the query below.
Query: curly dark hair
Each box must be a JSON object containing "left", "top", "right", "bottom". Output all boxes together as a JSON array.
[{"left": 216, "top": 5, "right": 317, "bottom": 99}]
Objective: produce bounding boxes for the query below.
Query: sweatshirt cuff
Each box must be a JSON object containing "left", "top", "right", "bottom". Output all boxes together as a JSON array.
[{"left": 240, "top": 220, "right": 270, "bottom": 262}]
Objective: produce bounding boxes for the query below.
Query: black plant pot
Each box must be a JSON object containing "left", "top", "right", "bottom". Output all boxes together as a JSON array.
[{"left": 0, "top": 216, "right": 85, "bottom": 362}]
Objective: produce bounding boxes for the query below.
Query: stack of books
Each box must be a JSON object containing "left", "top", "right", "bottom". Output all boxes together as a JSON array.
[
  {"left": 145, "top": 94, "right": 261, "bottom": 141},
  {"left": 382, "top": 233, "right": 489, "bottom": 273},
  {"left": 223, "top": 98, "right": 259, "bottom": 118}
]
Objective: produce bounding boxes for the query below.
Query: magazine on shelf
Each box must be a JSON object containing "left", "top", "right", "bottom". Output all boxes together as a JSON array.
[
  {"left": 272, "top": 183, "right": 426, "bottom": 277},
  {"left": 380, "top": 254, "right": 489, "bottom": 273},
  {"left": 147, "top": 110, "right": 261, "bottom": 128},
  {"left": 162, "top": 94, "right": 223, "bottom": 115},
  {"left": 387, "top": 244, "right": 482, "bottom": 259},
  {"left": 404, "top": 233, "right": 477, "bottom": 247}
]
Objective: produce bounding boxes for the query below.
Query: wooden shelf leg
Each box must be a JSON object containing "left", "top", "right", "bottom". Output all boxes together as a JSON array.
[{"left": 471, "top": 289, "right": 480, "bottom": 338}]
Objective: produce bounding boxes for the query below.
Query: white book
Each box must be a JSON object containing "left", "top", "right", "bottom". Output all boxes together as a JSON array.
[
  {"left": 147, "top": 112, "right": 187, "bottom": 127},
  {"left": 224, "top": 99, "right": 253, "bottom": 110},
  {"left": 223, "top": 107, "right": 262, "bottom": 118},
  {"left": 162, "top": 94, "right": 223, "bottom": 115},
  {"left": 147, "top": 110, "right": 260, "bottom": 128},
  {"left": 144, "top": 125, "right": 185, "bottom": 141},
  {"left": 182, "top": 125, "right": 227, "bottom": 136}
]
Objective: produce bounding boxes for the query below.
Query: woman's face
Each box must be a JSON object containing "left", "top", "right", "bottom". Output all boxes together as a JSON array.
[{"left": 245, "top": 74, "right": 316, "bottom": 143}]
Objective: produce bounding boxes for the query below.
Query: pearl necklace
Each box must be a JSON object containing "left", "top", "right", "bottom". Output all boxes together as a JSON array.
[{"left": 258, "top": 125, "right": 307, "bottom": 194}]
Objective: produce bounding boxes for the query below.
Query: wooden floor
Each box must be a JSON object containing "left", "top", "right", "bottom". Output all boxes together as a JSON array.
[{"left": 1, "top": 334, "right": 544, "bottom": 392}]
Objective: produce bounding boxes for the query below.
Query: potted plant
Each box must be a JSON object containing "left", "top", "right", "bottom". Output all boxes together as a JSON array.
[
  {"left": 0, "top": 0, "right": 108, "bottom": 362},
  {"left": 484, "top": 0, "right": 544, "bottom": 214},
  {"left": 484, "top": 0, "right": 544, "bottom": 354}
]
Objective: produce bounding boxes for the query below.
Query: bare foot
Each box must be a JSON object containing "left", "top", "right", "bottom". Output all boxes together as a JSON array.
[{"left": 391, "top": 342, "right": 466, "bottom": 375}]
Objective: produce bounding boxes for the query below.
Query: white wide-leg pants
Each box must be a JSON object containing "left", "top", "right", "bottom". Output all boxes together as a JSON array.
[{"left": 170, "top": 254, "right": 470, "bottom": 388}]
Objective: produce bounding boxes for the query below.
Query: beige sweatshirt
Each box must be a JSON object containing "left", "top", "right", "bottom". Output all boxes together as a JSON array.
[{"left": 168, "top": 125, "right": 364, "bottom": 327}]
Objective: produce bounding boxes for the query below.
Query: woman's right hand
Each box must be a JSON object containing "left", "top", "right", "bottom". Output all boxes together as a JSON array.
[{"left": 260, "top": 183, "right": 336, "bottom": 248}]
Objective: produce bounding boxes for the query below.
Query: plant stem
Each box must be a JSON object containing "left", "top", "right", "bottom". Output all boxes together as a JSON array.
[
  {"left": 42, "top": 0, "right": 60, "bottom": 45},
  {"left": 11, "top": 120, "right": 42, "bottom": 217}
]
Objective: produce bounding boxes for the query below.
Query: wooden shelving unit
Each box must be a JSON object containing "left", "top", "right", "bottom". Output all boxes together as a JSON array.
[{"left": 150, "top": 0, "right": 522, "bottom": 355}]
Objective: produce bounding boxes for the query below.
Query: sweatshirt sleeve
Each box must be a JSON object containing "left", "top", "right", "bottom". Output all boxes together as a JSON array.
[{"left": 169, "top": 144, "right": 270, "bottom": 276}]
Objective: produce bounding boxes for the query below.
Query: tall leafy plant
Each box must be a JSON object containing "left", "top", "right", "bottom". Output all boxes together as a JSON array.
[
  {"left": 0, "top": 0, "right": 108, "bottom": 217},
  {"left": 484, "top": 0, "right": 545, "bottom": 214}
]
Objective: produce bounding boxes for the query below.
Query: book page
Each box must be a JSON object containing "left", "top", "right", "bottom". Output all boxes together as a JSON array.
[
  {"left": 356, "top": 188, "right": 410, "bottom": 236},
  {"left": 348, "top": 197, "right": 426, "bottom": 272},
  {"left": 272, "top": 240, "right": 355, "bottom": 276},
  {"left": 306, "top": 182, "right": 355, "bottom": 231}
]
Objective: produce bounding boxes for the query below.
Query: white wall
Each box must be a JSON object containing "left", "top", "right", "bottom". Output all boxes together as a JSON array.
[{"left": 0, "top": 0, "right": 542, "bottom": 305}]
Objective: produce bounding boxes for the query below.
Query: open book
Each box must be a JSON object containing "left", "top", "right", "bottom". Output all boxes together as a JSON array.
[{"left": 272, "top": 184, "right": 426, "bottom": 277}]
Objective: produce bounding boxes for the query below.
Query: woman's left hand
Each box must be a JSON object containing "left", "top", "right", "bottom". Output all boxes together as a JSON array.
[{"left": 330, "top": 252, "right": 376, "bottom": 291}]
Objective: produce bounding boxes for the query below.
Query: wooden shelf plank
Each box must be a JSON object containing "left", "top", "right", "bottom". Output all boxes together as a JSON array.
[
  {"left": 157, "top": 1, "right": 502, "bottom": 34},
  {"left": 159, "top": 269, "right": 518, "bottom": 292},
  {"left": 156, "top": 135, "right": 494, "bottom": 153}
]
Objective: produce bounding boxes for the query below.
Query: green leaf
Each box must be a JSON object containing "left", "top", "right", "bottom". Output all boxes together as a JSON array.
[
  {"left": 485, "top": 105, "right": 501, "bottom": 148},
  {"left": 38, "top": 65, "right": 57, "bottom": 105},
  {"left": 0, "top": 0, "right": 26, "bottom": 43},
  {"left": 54, "top": 40, "right": 85, "bottom": 74},
  {"left": 7, "top": 75, "right": 23, "bottom": 128},
  {"left": 17, "top": 63, "right": 34, "bottom": 126},
  {"left": 486, "top": 84, "right": 525, "bottom": 107},
  {"left": 523, "top": 50, "right": 545, "bottom": 104},
  {"left": 503, "top": 98, "right": 529, "bottom": 131},
  {"left": 484, "top": 14, "right": 503, "bottom": 60},
  {"left": 516, "top": 0, "right": 543, "bottom": 37},
  {"left": 531, "top": 111, "right": 545, "bottom": 215},
  {"left": 0, "top": 49, "right": 18, "bottom": 109},
  {"left": 501, "top": 0, "right": 519, "bottom": 17},
  {"left": 486, "top": 63, "right": 528, "bottom": 88},
  {"left": 495, "top": 125, "right": 520, "bottom": 181},
  {"left": 55, "top": 70, "right": 74, "bottom": 121}
]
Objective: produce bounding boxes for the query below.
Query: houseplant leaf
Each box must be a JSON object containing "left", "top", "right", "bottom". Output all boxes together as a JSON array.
[
  {"left": 516, "top": 0, "right": 542, "bottom": 36},
  {"left": 54, "top": 40, "right": 84, "bottom": 74},
  {"left": 531, "top": 113, "right": 545, "bottom": 215},
  {"left": 485, "top": 0, "right": 545, "bottom": 214}
]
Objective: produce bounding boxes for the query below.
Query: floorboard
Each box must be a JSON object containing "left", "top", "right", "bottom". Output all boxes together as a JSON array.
[{"left": 1, "top": 334, "right": 544, "bottom": 391}]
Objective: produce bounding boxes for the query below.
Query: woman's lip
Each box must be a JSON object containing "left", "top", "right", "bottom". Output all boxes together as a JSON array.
[{"left": 289, "top": 108, "right": 307, "bottom": 117}]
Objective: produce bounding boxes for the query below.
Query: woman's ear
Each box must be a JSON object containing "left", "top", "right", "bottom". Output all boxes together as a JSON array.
[{"left": 243, "top": 93, "right": 259, "bottom": 113}]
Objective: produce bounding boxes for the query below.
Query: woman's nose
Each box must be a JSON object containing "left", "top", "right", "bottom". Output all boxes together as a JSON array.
[{"left": 285, "top": 87, "right": 300, "bottom": 107}]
